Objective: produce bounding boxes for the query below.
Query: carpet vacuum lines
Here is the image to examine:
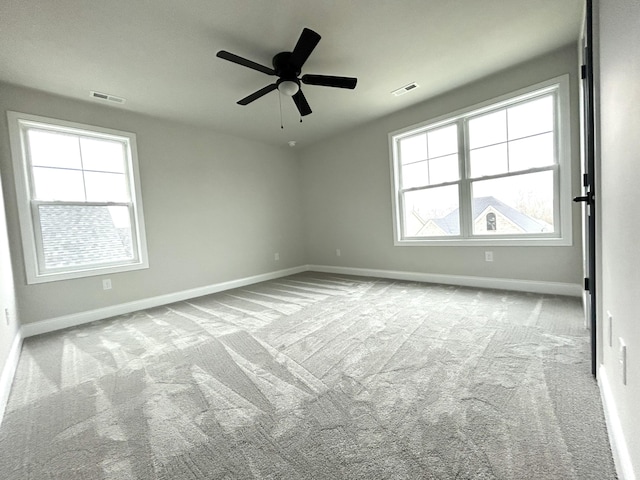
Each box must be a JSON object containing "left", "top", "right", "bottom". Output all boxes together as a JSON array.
[{"left": 0, "top": 272, "right": 617, "bottom": 480}]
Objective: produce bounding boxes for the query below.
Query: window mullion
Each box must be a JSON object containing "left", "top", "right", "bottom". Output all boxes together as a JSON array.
[
  {"left": 398, "top": 189, "right": 407, "bottom": 240},
  {"left": 458, "top": 118, "right": 472, "bottom": 238},
  {"left": 127, "top": 204, "right": 140, "bottom": 262},
  {"left": 23, "top": 126, "right": 38, "bottom": 200},
  {"left": 77, "top": 136, "right": 89, "bottom": 201},
  {"left": 467, "top": 165, "right": 556, "bottom": 183},
  {"left": 30, "top": 201, "right": 47, "bottom": 274},
  {"left": 32, "top": 200, "right": 130, "bottom": 207},
  {"left": 553, "top": 162, "right": 562, "bottom": 234},
  {"left": 505, "top": 108, "right": 511, "bottom": 172},
  {"left": 400, "top": 180, "right": 462, "bottom": 194}
]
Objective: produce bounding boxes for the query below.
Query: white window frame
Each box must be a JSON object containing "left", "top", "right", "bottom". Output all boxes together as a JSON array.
[
  {"left": 389, "top": 75, "right": 572, "bottom": 247},
  {"left": 7, "top": 111, "right": 149, "bottom": 283}
]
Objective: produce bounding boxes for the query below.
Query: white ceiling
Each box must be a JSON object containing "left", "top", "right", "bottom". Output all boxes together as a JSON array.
[{"left": 0, "top": 0, "right": 584, "bottom": 148}]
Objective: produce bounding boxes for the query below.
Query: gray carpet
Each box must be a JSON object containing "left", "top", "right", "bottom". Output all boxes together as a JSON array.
[{"left": 0, "top": 273, "right": 617, "bottom": 479}]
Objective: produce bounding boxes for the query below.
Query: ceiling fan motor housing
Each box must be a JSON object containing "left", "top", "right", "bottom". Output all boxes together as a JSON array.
[{"left": 273, "top": 52, "right": 301, "bottom": 81}]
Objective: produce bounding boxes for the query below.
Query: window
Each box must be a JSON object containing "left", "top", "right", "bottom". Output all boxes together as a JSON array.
[
  {"left": 389, "top": 75, "right": 572, "bottom": 246},
  {"left": 8, "top": 112, "right": 149, "bottom": 283},
  {"left": 486, "top": 213, "right": 497, "bottom": 231}
]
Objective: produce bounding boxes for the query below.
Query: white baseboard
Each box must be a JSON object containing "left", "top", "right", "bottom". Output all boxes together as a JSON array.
[
  {"left": 20, "top": 264, "right": 582, "bottom": 339},
  {"left": 308, "top": 265, "right": 583, "bottom": 297},
  {"left": 21, "top": 265, "right": 307, "bottom": 338},
  {"left": 0, "top": 330, "right": 23, "bottom": 428},
  {"left": 599, "top": 365, "right": 636, "bottom": 480}
]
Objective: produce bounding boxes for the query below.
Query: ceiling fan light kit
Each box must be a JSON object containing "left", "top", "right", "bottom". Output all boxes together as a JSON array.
[
  {"left": 216, "top": 28, "right": 357, "bottom": 117},
  {"left": 277, "top": 80, "right": 299, "bottom": 96}
]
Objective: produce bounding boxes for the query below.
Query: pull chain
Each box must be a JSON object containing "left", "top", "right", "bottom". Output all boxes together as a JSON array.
[{"left": 279, "top": 93, "right": 284, "bottom": 129}]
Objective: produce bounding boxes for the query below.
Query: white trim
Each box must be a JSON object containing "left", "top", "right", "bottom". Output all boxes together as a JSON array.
[
  {"left": 389, "top": 75, "right": 573, "bottom": 247},
  {"left": 599, "top": 365, "right": 637, "bottom": 480},
  {"left": 6, "top": 111, "right": 149, "bottom": 284},
  {"left": 0, "top": 330, "right": 23, "bottom": 428},
  {"left": 21, "top": 266, "right": 307, "bottom": 337},
  {"left": 308, "top": 264, "right": 582, "bottom": 297},
  {"left": 19, "top": 263, "right": 581, "bottom": 338}
]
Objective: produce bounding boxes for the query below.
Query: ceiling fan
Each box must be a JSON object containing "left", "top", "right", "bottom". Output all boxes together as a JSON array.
[{"left": 216, "top": 28, "right": 357, "bottom": 117}]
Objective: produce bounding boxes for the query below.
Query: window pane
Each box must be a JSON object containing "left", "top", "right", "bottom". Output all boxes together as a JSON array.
[
  {"left": 399, "top": 134, "right": 427, "bottom": 164},
  {"left": 470, "top": 144, "right": 508, "bottom": 177},
  {"left": 507, "top": 95, "right": 553, "bottom": 140},
  {"left": 80, "top": 137, "right": 127, "bottom": 173},
  {"left": 401, "top": 160, "right": 429, "bottom": 189},
  {"left": 471, "top": 171, "right": 554, "bottom": 235},
  {"left": 427, "top": 124, "right": 457, "bottom": 158},
  {"left": 468, "top": 110, "right": 506, "bottom": 149},
  {"left": 403, "top": 185, "right": 459, "bottom": 237},
  {"left": 32, "top": 167, "right": 85, "bottom": 201},
  {"left": 508, "top": 132, "right": 555, "bottom": 171},
  {"left": 27, "top": 129, "right": 82, "bottom": 169},
  {"left": 429, "top": 154, "right": 459, "bottom": 184},
  {"left": 84, "top": 172, "right": 130, "bottom": 202},
  {"left": 39, "top": 204, "right": 134, "bottom": 269}
]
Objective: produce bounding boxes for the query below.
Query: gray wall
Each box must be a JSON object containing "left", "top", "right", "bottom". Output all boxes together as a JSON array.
[
  {"left": 0, "top": 82, "right": 306, "bottom": 325},
  {"left": 598, "top": 0, "right": 640, "bottom": 474},
  {"left": 299, "top": 45, "right": 583, "bottom": 285},
  {"left": 0, "top": 160, "right": 18, "bottom": 386}
]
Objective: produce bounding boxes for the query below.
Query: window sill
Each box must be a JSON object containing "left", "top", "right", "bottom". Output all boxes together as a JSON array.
[
  {"left": 394, "top": 236, "right": 573, "bottom": 247},
  {"left": 26, "top": 260, "right": 149, "bottom": 284}
]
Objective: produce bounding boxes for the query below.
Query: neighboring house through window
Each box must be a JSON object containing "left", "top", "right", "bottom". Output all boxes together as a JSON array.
[
  {"left": 7, "top": 112, "right": 149, "bottom": 283},
  {"left": 389, "top": 75, "right": 572, "bottom": 246}
]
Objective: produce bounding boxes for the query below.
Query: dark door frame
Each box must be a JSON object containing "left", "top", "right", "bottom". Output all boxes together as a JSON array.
[{"left": 575, "top": 0, "right": 597, "bottom": 377}]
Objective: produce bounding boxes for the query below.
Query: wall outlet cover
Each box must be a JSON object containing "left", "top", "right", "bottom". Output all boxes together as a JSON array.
[{"left": 619, "top": 338, "right": 627, "bottom": 385}]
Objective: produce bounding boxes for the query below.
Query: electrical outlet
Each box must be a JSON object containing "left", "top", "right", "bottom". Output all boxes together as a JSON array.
[
  {"left": 102, "top": 279, "right": 112, "bottom": 290},
  {"left": 274, "top": 253, "right": 280, "bottom": 261},
  {"left": 485, "top": 251, "right": 494, "bottom": 262},
  {"left": 607, "top": 311, "right": 613, "bottom": 347},
  {"left": 336, "top": 249, "right": 341, "bottom": 257},
  {"left": 619, "top": 338, "right": 627, "bottom": 385},
  {"left": 4, "top": 308, "right": 9, "bottom": 326}
]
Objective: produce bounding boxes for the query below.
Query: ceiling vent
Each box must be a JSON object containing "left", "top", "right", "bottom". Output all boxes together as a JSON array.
[
  {"left": 391, "top": 82, "right": 419, "bottom": 97},
  {"left": 90, "top": 91, "right": 126, "bottom": 104}
]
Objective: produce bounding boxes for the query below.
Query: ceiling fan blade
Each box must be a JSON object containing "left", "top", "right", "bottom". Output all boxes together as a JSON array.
[
  {"left": 301, "top": 74, "right": 357, "bottom": 89},
  {"left": 237, "top": 83, "right": 278, "bottom": 105},
  {"left": 289, "top": 28, "right": 321, "bottom": 70},
  {"left": 216, "top": 50, "right": 275, "bottom": 76},
  {"left": 292, "top": 90, "right": 312, "bottom": 116}
]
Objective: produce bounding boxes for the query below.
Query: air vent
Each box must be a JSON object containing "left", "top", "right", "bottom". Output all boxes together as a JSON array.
[
  {"left": 391, "top": 82, "right": 419, "bottom": 97},
  {"left": 90, "top": 91, "right": 126, "bottom": 104}
]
